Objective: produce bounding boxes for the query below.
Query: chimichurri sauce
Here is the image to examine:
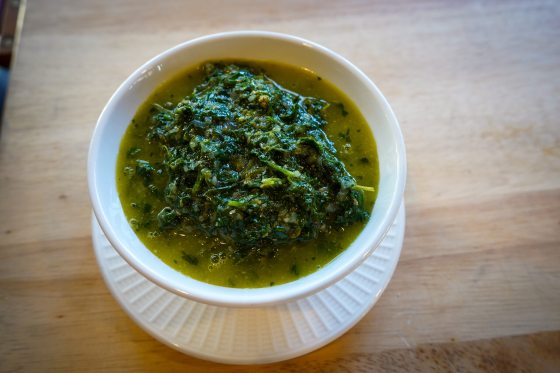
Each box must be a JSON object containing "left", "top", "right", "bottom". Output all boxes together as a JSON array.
[{"left": 117, "top": 61, "right": 379, "bottom": 288}]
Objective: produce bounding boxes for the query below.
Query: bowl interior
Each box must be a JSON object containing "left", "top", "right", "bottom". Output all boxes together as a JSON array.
[{"left": 89, "top": 31, "right": 405, "bottom": 307}]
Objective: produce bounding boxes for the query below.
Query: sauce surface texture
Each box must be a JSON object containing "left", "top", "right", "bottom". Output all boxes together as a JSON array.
[{"left": 117, "top": 61, "right": 379, "bottom": 288}]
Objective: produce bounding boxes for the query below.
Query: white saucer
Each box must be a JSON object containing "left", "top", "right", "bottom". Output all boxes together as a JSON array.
[{"left": 92, "top": 201, "right": 405, "bottom": 364}]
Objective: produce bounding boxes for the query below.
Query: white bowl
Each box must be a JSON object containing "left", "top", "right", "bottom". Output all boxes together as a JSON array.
[{"left": 88, "top": 31, "right": 406, "bottom": 308}]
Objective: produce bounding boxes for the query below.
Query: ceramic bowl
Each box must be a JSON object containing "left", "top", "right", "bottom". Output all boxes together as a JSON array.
[{"left": 88, "top": 31, "right": 406, "bottom": 307}]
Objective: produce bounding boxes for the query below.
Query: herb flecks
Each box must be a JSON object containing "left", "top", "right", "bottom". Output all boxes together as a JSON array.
[
  {"left": 145, "top": 63, "right": 371, "bottom": 254},
  {"left": 182, "top": 252, "right": 199, "bottom": 266}
]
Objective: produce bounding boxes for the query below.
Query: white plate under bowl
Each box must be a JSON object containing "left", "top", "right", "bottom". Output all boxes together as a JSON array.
[{"left": 92, "top": 201, "right": 405, "bottom": 364}]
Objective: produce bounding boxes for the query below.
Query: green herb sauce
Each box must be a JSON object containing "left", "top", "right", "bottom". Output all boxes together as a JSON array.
[{"left": 117, "top": 61, "right": 379, "bottom": 288}]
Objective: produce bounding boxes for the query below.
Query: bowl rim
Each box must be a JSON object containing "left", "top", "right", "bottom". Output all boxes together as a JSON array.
[{"left": 88, "top": 30, "right": 406, "bottom": 307}]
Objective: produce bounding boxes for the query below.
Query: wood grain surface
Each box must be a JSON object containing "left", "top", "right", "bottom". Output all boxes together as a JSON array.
[{"left": 1, "top": 0, "right": 559, "bottom": 371}]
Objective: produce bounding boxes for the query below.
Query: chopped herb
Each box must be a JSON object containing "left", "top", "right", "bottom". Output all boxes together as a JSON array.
[
  {"left": 182, "top": 252, "right": 199, "bottom": 265},
  {"left": 290, "top": 263, "right": 300, "bottom": 277},
  {"left": 338, "top": 128, "right": 351, "bottom": 142},
  {"left": 157, "top": 207, "right": 178, "bottom": 229},
  {"left": 336, "top": 102, "right": 349, "bottom": 117},
  {"left": 127, "top": 147, "right": 142, "bottom": 158},
  {"left": 123, "top": 166, "right": 135, "bottom": 177},
  {"left": 353, "top": 184, "right": 376, "bottom": 192},
  {"left": 147, "top": 184, "right": 159, "bottom": 195},
  {"left": 135, "top": 160, "right": 154, "bottom": 184}
]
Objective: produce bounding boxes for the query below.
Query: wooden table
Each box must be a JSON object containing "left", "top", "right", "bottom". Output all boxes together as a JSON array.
[{"left": 1, "top": 1, "right": 559, "bottom": 371}]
